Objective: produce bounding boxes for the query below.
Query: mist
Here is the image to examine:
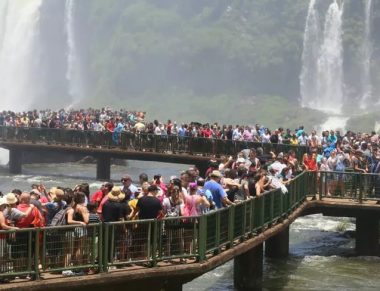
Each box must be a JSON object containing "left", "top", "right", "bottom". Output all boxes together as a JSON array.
[{"left": 0, "top": 0, "right": 379, "bottom": 131}]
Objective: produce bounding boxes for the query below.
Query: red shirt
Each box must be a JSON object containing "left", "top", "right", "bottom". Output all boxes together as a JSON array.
[
  {"left": 106, "top": 121, "right": 115, "bottom": 132},
  {"left": 16, "top": 204, "right": 35, "bottom": 228},
  {"left": 202, "top": 129, "right": 212, "bottom": 138},
  {"left": 304, "top": 156, "right": 317, "bottom": 171},
  {"left": 91, "top": 190, "right": 104, "bottom": 203}
]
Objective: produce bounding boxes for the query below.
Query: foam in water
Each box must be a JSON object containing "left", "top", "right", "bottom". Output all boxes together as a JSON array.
[
  {"left": 0, "top": 0, "right": 43, "bottom": 111},
  {"left": 360, "top": 0, "right": 373, "bottom": 110},
  {"left": 65, "top": 0, "right": 84, "bottom": 103}
]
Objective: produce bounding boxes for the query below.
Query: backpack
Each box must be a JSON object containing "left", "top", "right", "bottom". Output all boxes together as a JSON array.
[{"left": 49, "top": 206, "right": 68, "bottom": 226}]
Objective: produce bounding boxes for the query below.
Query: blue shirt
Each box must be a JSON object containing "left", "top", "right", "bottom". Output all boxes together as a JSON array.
[
  {"left": 178, "top": 127, "right": 186, "bottom": 137},
  {"left": 204, "top": 180, "right": 226, "bottom": 209}
]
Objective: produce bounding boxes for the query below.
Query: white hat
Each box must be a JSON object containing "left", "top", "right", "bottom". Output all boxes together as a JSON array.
[{"left": 5, "top": 193, "right": 17, "bottom": 205}]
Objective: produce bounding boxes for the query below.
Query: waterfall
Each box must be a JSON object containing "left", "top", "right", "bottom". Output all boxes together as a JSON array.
[
  {"left": 360, "top": 0, "right": 373, "bottom": 110},
  {"left": 65, "top": 0, "right": 83, "bottom": 103},
  {"left": 300, "top": 0, "right": 320, "bottom": 109},
  {"left": 0, "top": 0, "right": 43, "bottom": 111},
  {"left": 316, "top": 0, "right": 344, "bottom": 114},
  {"left": 301, "top": 0, "right": 344, "bottom": 115}
]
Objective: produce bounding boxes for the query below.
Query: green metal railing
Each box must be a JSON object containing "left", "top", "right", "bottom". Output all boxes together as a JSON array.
[
  {"left": 0, "top": 171, "right": 311, "bottom": 279},
  {"left": 0, "top": 126, "right": 311, "bottom": 160},
  {"left": 319, "top": 171, "right": 380, "bottom": 203}
]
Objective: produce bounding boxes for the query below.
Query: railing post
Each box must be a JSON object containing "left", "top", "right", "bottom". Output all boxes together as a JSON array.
[
  {"left": 228, "top": 205, "right": 235, "bottom": 246},
  {"left": 103, "top": 223, "right": 109, "bottom": 272},
  {"left": 259, "top": 197, "right": 265, "bottom": 232},
  {"left": 319, "top": 171, "right": 324, "bottom": 201},
  {"left": 152, "top": 220, "right": 158, "bottom": 267},
  {"left": 98, "top": 223, "right": 103, "bottom": 273},
  {"left": 215, "top": 211, "right": 221, "bottom": 253},
  {"left": 270, "top": 192, "right": 274, "bottom": 224},
  {"left": 34, "top": 228, "right": 40, "bottom": 280},
  {"left": 198, "top": 215, "right": 207, "bottom": 262},
  {"left": 359, "top": 173, "right": 363, "bottom": 204}
]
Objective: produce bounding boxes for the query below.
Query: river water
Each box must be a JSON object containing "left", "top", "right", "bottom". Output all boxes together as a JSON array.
[{"left": 0, "top": 159, "right": 379, "bottom": 290}]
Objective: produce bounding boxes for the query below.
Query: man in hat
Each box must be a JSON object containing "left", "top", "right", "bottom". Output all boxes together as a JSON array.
[
  {"left": 204, "top": 171, "right": 234, "bottom": 209},
  {"left": 120, "top": 175, "right": 138, "bottom": 201},
  {"left": 0, "top": 197, "right": 19, "bottom": 230},
  {"left": 102, "top": 187, "right": 127, "bottom": 223},
  {"left": 3, "top": 193, "right": 32, "bottom": 225}
]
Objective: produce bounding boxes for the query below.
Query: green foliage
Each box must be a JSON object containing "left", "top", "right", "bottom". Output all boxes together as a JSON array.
[{"left": 76, "top": 0, "right": 380, "bottom": 128}]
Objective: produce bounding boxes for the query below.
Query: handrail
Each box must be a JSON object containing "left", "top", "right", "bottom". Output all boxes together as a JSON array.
[
  {"left": 0, "top": 126, "right": 311, "bottom": 160},
  {"left": 0, "top": 171, "right": 313, "bottom": 279},
  {"left": 319, "top": 170, "right": 380, "bottom": 203}
]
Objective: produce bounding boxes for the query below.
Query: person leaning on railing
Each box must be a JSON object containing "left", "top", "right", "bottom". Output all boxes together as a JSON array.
[{"left": 204, "top": 171, "right": 234, "bottom": 209}]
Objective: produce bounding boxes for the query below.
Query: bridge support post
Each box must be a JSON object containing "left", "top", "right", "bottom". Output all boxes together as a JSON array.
[
  {"left": 234, "top": 243, "right": 263, "bottom": 290},
  {"left": 9, "top": 149, "right": 22, "bottom": 174},
  {"left": 96, "top": 156, "right": 111, "bottom": 181},
  {"left": 265, "top": 226, "right": 289, "bottom": 258},
  {"left": 356, "top": 215, "right": 379, "bottom": 256}
]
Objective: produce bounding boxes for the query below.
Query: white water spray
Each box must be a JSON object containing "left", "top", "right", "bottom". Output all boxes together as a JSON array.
[
  {"left": 0, "top": 0, "right": 43, "bottom": 111},
  {"left": 320, "top": 116, "right": 349, "bottom": 132},
  {"left": 316, "top": 0, "right": 344, "bottom": 114},
  {"left": 300, "top": 0, "right": 320, "bottom": 109},
  {"left": 65, "top": 0, "right": 83, "bottom": 102},
  {"left": 360, "top": 0, "right": 373, "bottom": 110}
]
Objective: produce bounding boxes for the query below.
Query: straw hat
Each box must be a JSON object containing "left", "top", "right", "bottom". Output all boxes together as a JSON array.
[
  {"left": 108, "top": 187, "right": 125, "bottom": 202},
  {"left": 209, "top": 170, "right": 222, "bottom": 178},
  {"left": 5, "top": 193, "right": 17, "bottom": 205}
]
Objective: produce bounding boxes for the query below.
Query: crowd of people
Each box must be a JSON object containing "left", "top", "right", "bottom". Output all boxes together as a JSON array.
[
  {"left": 1, "top": 108, "right": 380, "bottom": 279},
  {"left": 1, "top": 108, "right": 380, "bottom": 177},
  {"left": 0, "top": 108, "right": 378, "bottom": 147}
]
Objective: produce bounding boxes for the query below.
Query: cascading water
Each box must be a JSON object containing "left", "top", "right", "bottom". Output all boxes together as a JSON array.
[
  {"left": 360, "top": 0, "right": 373, "bottom": 110},
  {"left": 300, "top": 0, "right": 346, "bottom": 130},
  {"left": 316, "top": 0, "right": 344, "bottom": 114},
  {"left": 300, "top": 0, "right": 320, "bottom": 109},
  {"left": 65, "top": 0, "right": 84, "bottom": 104},
  {"left": 0, "top": 0, "right": 43, "bottom": 111}
]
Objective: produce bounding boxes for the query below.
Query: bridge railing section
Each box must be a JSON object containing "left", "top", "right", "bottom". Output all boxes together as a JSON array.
[
  {"left": 0, "top": 172, "right": 310, "bottom": 280},
  {"left": 0, "top": 126, "right": 310, "bottom": 160},
  {"left": 319, "top": 171, "right": 380, "bottom": 203}
]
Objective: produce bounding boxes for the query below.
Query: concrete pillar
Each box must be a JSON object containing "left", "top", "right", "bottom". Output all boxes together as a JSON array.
[
  {"left": 9, "top": 149, "right": 22, "bottom": 174},
  {"left": 195, "top": 161, "right": 209, "bottom": 178},
  {"left": 234, "top": 243, "right": 263, "bottom": 291},
  {"left": 96, "top": 156, "right": 111, "bottom": 181},
  {"left": 265, "top": 226, "right": 289, "bottom": 258},
  {"left": 356, "top": 215, "right": 379, "bottom": 256}
]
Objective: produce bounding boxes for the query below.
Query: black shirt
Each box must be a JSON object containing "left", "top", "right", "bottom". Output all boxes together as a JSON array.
[
  {"left": 102, "top": 200, "right": 127, "bottom": 222},
  {"left": 137, "top": 196, "right": 162, "bottom": 220}
]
